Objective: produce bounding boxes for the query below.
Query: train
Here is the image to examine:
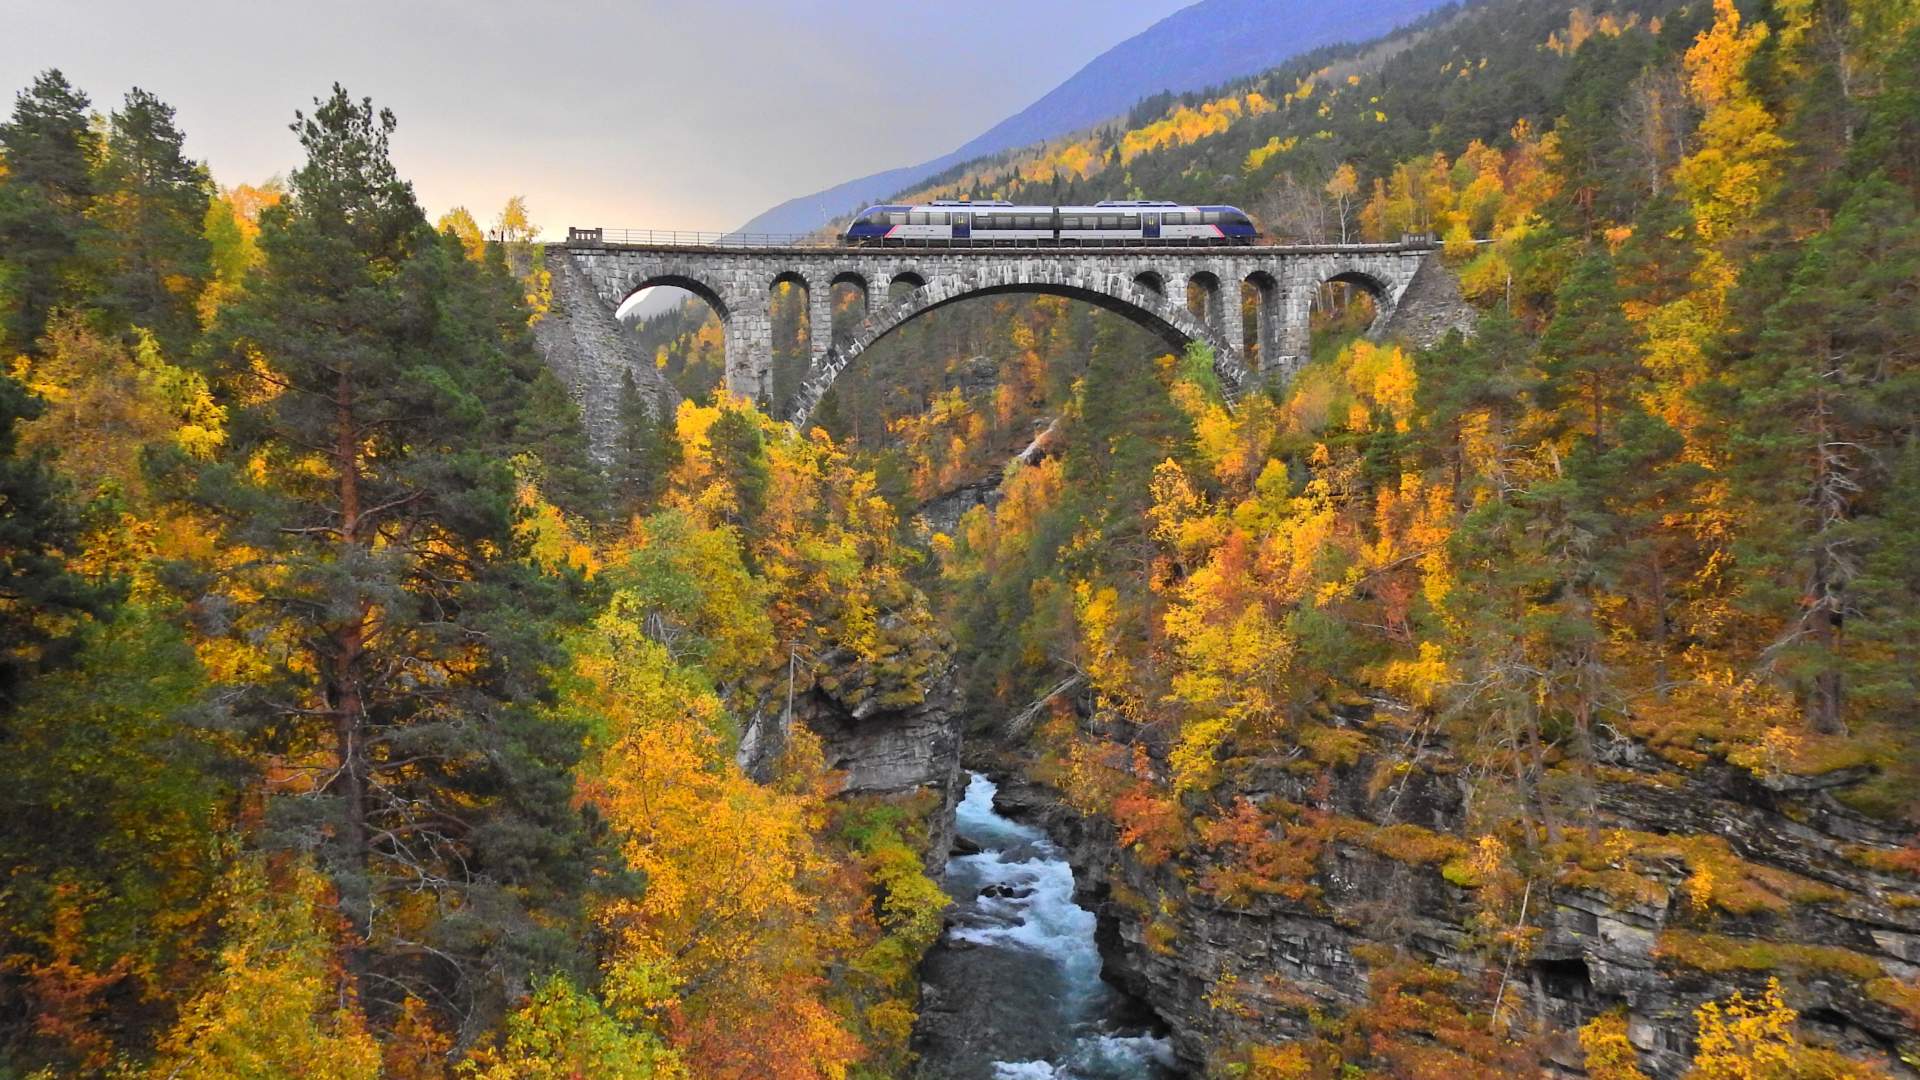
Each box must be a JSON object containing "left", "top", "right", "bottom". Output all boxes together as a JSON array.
[{"left": 842, "top": 199, "right": 1259, "bottom": 246}]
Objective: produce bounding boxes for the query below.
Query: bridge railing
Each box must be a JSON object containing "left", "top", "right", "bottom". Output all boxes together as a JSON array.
[
  {"left": 561, "top": 226, "right": 1450, "bottom": 252},
  {"left": 566, "top": 226, "right": 838, "bottom": 249}
]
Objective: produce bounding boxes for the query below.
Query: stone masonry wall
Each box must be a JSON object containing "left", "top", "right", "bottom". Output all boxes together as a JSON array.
[{"left": 554, "top": 241, "right": 1469, "bottom": 427}]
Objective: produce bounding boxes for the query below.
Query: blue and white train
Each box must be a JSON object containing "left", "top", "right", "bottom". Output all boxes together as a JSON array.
[{"left": 843, "top": 199, "right": 1259, "bottom": 246}]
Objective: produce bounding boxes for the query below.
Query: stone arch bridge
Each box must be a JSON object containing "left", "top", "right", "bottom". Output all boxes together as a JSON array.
[{"left": 545, "top": 229, "right": 1473, "bottom": 438}]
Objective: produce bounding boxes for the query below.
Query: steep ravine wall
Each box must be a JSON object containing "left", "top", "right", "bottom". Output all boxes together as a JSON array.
[
  {"left": 734, "top": 618, "right": 968, "bottom": 863},
  {"left": 972, "top": 708, "right": 1920, "bottom": 1078}
]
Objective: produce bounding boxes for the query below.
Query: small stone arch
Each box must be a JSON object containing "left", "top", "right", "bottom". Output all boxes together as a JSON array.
[
  {"left": 616, "top": 271, "right": 729, "bottom": 320},
  {"left": 1134, "top": 270, "right": 1166, "bottom": 296},
  {"left": 1324, "top": 268, "right": 1390, "bottom": 300},
  {"left": 1319, "top": 268, "right": 1392, "bottom": 335},
  {"left": 788, "top": 270, "right": 1244, "bottom": 427},
  {"left": 886, "top": 270, "right": 927, "bottom": 302},
  {"left": 1243, "top": 270, "right": 1280, "bottom": 371},
  {"left": 830, "top": 270, "right": 871, "bottom": 313},
  {"left": 1186, "top": 270, "right": 1224, "bottom": 333}
]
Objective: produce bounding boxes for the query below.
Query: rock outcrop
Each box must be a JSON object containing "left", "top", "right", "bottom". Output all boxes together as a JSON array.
[
  {"left": 736, "top": 616, "right": 966, "bottom": 862},
  {"left": 975, "top": 707, "right": 1920, "bottom": 1078}
]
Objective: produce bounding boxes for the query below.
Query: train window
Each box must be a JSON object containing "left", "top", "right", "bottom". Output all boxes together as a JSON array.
[
  {"left": 930, "top": 212, "right": 949, "bottom": 225},
  {"left": 1100, "top": 215, "right": 1120, "bottom": 228},
  {"left": 1015, "top": 215, "right": 1033, "bottom": 229},
  {"left": 1062, "top": 215, "right": 1082, "bottom": 229},
  {"left": 909, "top": 212, "right": 927, "bottom": 225},
  {"left": 1168, "top": 212, "right": 1189, "bottom": 225},
  {"left": 889, "top": 212, "right": 907, "bottom": 225},
  {"left": 1123, "top": 215, "right": 1139, "bottom": 229},
  {"left": 1202, "top": 211, "right": 1222, "bottom": 225}
]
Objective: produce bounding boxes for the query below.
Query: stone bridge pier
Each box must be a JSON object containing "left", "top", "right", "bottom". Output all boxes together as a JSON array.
[{"left": 550, "top": 232, "right": 1475, "bottom": 440}]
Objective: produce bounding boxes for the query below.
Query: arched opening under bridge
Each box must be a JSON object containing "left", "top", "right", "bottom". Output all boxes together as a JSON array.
[
  {"left": 791, "top": 271, "right": 1242, "bottom": 431},
  {"left": 769, "top": 270, "right": 812, "bottom": 417},
  {"left": 1311, "top": 269, "right": 1388, "bottom": 359},
  {"left": 616, "top": 272, "right": 730, "bottom": 404}
]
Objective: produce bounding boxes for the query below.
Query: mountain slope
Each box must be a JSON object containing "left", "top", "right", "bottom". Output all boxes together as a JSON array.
[{"left": 737, "top": 0, "right": 1454, "bottom": 235}]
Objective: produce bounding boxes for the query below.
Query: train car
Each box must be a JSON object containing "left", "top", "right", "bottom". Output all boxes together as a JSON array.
[{"left": 843, "top": 199, "right": 1258, "bottom": 246}]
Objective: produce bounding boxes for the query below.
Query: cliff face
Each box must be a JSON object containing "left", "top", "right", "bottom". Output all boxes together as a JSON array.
[
  {"left": 977, "top": 702, "right": 1920, "bottom": 1078},
  {"left": 736, "top": 614, "right": 967, "bottom": 862}
]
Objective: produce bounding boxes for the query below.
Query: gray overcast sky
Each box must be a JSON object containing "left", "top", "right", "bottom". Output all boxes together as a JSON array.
[{"left": 3, "top": 0, "right": 1187, "bottom": 235}]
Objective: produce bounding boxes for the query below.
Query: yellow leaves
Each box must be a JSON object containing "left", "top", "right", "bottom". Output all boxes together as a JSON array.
[
  {"left": 1342, "top": 339, "right": 1418, "bottom": 432},
  {"left": 1546, "top": 8, "right": 1647, "bottom": 55},
  {"left": 577, "top": 620, "right": 822, "bottom": 1019},
  {"left": 515, "top": 473, "right": 600, "bottom": 576},
  {"left": 1686, "top": 0, "right": 1767, "bottom": 109},
  {"left": 19, "top": 320, "right": 226, "bottom": 499},
  {"left": 1117, "top": 92, "right": 1268, "bottom": 163},
  {"left": 1689, "top": 979, "right": 1801, "bottom": 1080},
  {"left": 1677, "top": 100, "right": 1787, "bottom": 244},
  {"left": 1074, "top": 579, "right": 1137, "bottom": 713},
  {"left": 1147, "top": 459, "right": 1226, "bottom": 560},
  {"left": 146, "top": 859, "right": 383, "bottom": 1080},
  {"left": 1244, "top": 135, "right": 1299, "bottom": 173},
  {"left": 1050, "top": 140, "right": 1096, "bottom": 179},
  {"left": 1326, "top": 162, "right": 1360, "bottom": 202},
  {"left": 1579, "top": 1010, "right": 1652, "bottom": 1080},
  {"left": 1683, "top": 860, "right": 1722, "bottom": 913},
  {"left": 1378, "top": 641, "right": 1453, "bottom": 708},
  {"left": 1675, "top": 0, "right": 1785, "bottom": 250},
  {"left": 462, "top": 976, "right": 683, "bottom": 1080},
  {"left": 436, "top": 206, "right": 485, "bottom": 261},
  {"left": 1169, "top": 716, "right": 1234, "bottom": 793}
]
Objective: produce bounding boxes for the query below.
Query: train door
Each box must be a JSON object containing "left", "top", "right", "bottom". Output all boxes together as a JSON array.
[
  {"left": 952, "top": 212, "right": 970, "bottom": 242},
  {"left": 1143, "top": 212, "right": 1161, "bottom": 240}
]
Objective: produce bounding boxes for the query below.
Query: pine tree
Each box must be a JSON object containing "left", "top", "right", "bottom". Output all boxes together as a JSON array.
[
  {"left": 1414, "top": 308, "right": 1537, "bottom": 501},
  {"left": 193, "top": 87, "right": 587, "bottom": 1033},
  {"left": 516, "top": 366, "right": 608, "bottom": 521},
  {"left": 612, "top": 370, "right": 677, "bottom": 516},
  {"left": 0, "top": 70, "right": 99, "bottom": 355},
  {"left": 95, "top": 88, "right": 213, "bottom": 356},
  {"left": 1722, "top": 175, "right": 1920, "bottom": 733},
  {"left": 1538, "top": 254, "right": 1642, "bottom": 446},
  {"left": 0, "top": 371, "right": 115, "bottom": 703}
]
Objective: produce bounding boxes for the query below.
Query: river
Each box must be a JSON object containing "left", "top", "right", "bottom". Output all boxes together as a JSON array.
[{"left": 912, "top": 772, "right": 1183, "bottom": 1080}]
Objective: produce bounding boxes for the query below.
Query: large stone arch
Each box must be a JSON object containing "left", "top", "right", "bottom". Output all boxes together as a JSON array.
[{"left": 788, "top": 267, "right": 1245, "bottom": 427}]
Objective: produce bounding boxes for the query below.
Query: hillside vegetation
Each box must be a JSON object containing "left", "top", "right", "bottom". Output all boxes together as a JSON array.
[
  {"left": 0, "top": 79, "right": 951, "bottom": 1079},
  {"left": 779, "top": 0, "right": 1920, "bottom": 1074},
  {"left": 3, "top": 0, "right": 1920, "bottom": 1076}
]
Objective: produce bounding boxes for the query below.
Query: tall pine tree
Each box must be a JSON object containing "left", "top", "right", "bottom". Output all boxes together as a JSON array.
[
  {"left": 0, "top": 70, "right": 98, "bottom": 356},
  {"left": 193, "top": 87, "right": 588, "bottom": 1036},
  {"left": 96, "top": 87, "right": 213, "bottom": 357}
]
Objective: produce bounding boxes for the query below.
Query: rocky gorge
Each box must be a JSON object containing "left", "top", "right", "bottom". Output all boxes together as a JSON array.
[{"left": 965, "top": 700, "right": 1920, "bottom": 1078}]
